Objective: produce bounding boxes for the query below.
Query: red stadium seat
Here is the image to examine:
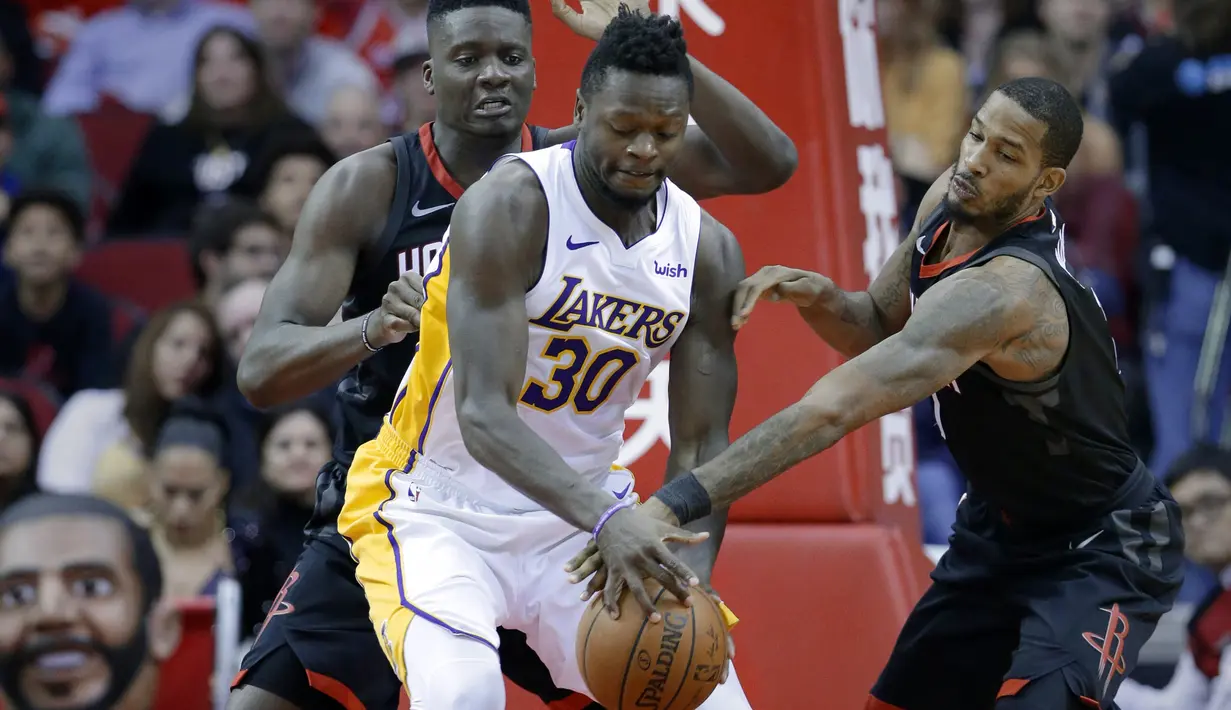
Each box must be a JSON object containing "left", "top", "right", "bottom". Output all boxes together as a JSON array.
[
  {"left": 0, "top": 377, "right": 61, "bottom": 438},
  {"left": 75, "top": 99, "right": 153, "bottom": 239},
  {"left": 76, "top": 238, "right": 196, "bottom": 313},
  {"left": 109, "top": 298, "right": 145, "bottom": 345},
  {"left": 154, "top": 599, "right": 215, "bottom": 710}
]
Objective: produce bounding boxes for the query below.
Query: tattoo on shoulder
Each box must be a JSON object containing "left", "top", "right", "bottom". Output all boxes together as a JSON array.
[{"left": 979, "top": 259, "right": 1069, "bottom": 377}]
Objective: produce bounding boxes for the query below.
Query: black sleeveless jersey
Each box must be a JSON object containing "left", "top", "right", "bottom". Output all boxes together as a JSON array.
[
  {"left": 909, "top": 197, "right": 1145, "bottom": 527},
  {"left": 310, "top": 122, "right": 550, "bottom": 533}
]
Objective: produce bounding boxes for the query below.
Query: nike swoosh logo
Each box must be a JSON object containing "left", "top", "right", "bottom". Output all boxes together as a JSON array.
[
  {"left": 916, "top": 235, "right": 928, "bottom": 254},
  {"left": 1073, "top": 530, "right": 1103, "bottom": 550},
  {"left": 411, "top": 200, "right": 454, "bottom": 217},
  {"left": 612, "top": 483, "right": 632, "bottom": 499},
  {"left": 567, "top": 236, "right": 600, "bottom": 250}
]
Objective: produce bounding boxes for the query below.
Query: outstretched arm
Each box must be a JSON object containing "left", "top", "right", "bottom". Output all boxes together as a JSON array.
[
  {"left": 663, "top": 212, "right": 744, "bottom": 585},
  {"left": 732, "top": 168, "right": 956, "bottom": 358},
  {"left": 547, "top": 1, "right": 797, "bottom": 198},
  {"left": 665, "top": 257, "right": 1040, "bottom": 518},
  {"left": 238, "top": 146, "right": 421, "bottom": 407}
]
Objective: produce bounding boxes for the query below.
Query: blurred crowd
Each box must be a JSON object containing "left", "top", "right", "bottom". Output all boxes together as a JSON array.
[{"left": 0, "top": 0, "right": 1229, "bottom": 706}]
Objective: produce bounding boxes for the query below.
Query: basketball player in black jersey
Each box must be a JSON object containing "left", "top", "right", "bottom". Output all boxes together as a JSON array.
[
  {"left": 226, "top": 0, "right": 795, "bottom": 707},
  {"left": 568, "top": 77, "right": 1186, "bottom": 710}
]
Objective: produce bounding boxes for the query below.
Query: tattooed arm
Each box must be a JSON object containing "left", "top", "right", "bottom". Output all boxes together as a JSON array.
[
  {"left": 672, "top": 255, "right": 1066, "bottom": 515},
  {"left": 734, "top": 168, "right": 954, "bottom": 358}
]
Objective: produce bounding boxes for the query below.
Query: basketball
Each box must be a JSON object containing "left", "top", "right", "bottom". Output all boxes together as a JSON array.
[{"left": 576, "top": 580, "right": 729, "bottom": 710}]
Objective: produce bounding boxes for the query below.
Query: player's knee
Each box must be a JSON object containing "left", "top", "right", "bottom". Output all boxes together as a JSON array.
[
  {"left": 419, "top": 656, "right": 505, "bottom": 709},
  {"left": 993, "top": 671, "right": 1090, "bottom": 710},
  {"left": 403, "top": 620, "right": 504, "bottom": 709}
]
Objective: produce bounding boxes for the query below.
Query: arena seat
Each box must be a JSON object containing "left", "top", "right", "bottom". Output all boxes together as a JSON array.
[
  {"left": 154, "top": 599, "right": 215, "bottom": 710},
  {"left": 109, "top": 297, "right": 146, "bottom": 345},
  {"left": 75, "top": 98, "right": 153, "bottom": 239},
  {"left": 76, "top": 238, "right": 196, "bottom": 312},
  {"left": 0, "top": 377, "right": 61, "bottom": 438}
]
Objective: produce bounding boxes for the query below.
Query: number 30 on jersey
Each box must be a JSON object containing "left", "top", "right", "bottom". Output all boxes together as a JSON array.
[{"left": 520, "top": 336, "right": 640, "bottom": 414}]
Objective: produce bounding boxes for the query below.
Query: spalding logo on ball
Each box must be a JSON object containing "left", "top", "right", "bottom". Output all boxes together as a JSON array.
[{"left": 577, "top": 579, "right": 729, "bottom": 710}]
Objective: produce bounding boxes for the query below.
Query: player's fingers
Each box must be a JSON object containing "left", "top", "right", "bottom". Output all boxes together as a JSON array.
[
  {"left": 645, "top": 562, "right": 693, "bottom": 608},
  {"left": 567, "top": 552, "right": 604, "bottom": 584},
  {"left": 398, "top": 270, "right": 425, "bottom": 296},
  {"left": 602, "top": 572, "right": 626, "bottom": 619},
  {"left": 549, "top": 0, "right": 580, "bottom": 27},
  {"left": 582, "top": 566, "right": 607, "bottom": 602},
  {"left": 720, "top": 635, "right": 735, "bottom": 683},
  {"left": 388, "top": 280, "right": 426, "bottom": 308},
  {"left": 625, "top": 574, "right": 662, "bottom": 623},
  {"left": 564, "top": 539, "right": 599, "bottom": 573},
  {"left": 659, "top": 528, "right": 708, "bottom": 546},
  {"left": 731, "top": 280, "right": 771, "bottom": 327},
  {"left": 653, "top": 545, "right": 701, "bottom": 590}
]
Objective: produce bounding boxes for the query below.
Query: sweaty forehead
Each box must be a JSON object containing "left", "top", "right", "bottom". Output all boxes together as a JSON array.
[
  {"left": 432, "top": 7, "right": 531, "bottom": 52},
  {"left": 978, "top": 92, "right": 1047, "bottom": 153},
  {"left": 0, "top": 517, "right": 131, "bottom": 576},
  {"left": 592, "top": 71, "right": 690, "bottom": 118}
]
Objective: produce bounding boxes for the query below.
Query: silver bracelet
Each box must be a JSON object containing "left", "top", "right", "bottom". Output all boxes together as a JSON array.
[{"left": 361, "top": 311, "right": 382, "bottom": 353}]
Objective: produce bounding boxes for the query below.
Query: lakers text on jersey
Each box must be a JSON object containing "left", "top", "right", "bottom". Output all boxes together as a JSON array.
[{"left": 336, "top": 142, "right": 700, "bottom": 697}]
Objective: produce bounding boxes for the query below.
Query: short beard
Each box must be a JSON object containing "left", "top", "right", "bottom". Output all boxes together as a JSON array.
[
  {"left": 943, "top": 182, "right": 1036, "bottom": 234},
  {"left": 595, "top": 176, "right": 658, "bottom": 211}
]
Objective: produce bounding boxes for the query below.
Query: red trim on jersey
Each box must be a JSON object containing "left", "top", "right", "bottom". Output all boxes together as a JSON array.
[
  {"left": 917, "top": 207, "right": 1048, "bottom": 280},
  {"left": 306, "top": 670, "right": 366, "bottom": 710},
  {"left": 864, "top": 695, "right": 907, "bottom": 710},
  {"left": 549, "top": 694, "right": 596, "bottom": 709},
  {"left": 997, "top": 678, "right": 1030, "bottom": 698},
  {"left": 417, "top": 123, "right": 535, "bottom": 200}
]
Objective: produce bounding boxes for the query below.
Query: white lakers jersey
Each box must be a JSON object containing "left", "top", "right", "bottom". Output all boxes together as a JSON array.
[{"left": 385, "top": 143, "right": 702, "bottom": 511}]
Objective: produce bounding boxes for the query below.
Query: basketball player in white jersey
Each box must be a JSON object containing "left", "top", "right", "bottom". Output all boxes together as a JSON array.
[{"left": 338, "top": 7, "right": 752, "bottom": 707}]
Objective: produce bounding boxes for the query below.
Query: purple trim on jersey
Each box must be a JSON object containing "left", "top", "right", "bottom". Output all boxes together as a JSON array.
[
  {"left": 371, "top": 467, "right": 497, "bottom": 654},
  {"left": 418, "top": 360, "right": 452, "bottom": 453}
]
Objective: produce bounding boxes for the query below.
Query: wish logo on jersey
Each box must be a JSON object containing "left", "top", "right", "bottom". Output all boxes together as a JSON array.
[{"left": 528, "top": 275, "right": 686, "bottom": 349}]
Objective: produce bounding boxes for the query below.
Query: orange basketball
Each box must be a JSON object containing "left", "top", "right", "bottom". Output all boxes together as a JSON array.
[{"left": 576, "top": 580, "right": 728, "bottom": 710}]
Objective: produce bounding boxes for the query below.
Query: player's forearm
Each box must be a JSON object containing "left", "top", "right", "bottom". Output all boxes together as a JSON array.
[
  {"left": 687, "top": 56, "right": 797, "bottom": 193},
  {"left": 797, "top": 288, "right": 890, "bottom": 358},
  {"left": 692, "top": 398, "right": 846, "bottom": 512},
  {"left": 457, "top": 401, "right": 616, "bottom": 531},
  {"left": 665, "top": 435, "right": 730, "bottom": 587},
  {"left": 238, "top": 318, "right": 373, "bottom": 408}
]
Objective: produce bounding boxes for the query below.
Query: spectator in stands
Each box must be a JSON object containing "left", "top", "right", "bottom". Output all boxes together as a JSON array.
[
  {"left": 1038, "top": 0, "right": 1116, "bottom": 118},
  {"left": 188, "top": 199, "right": 281, "bottom": 314},
  {"left": 249, "top": 0, "right": 378, "bottom": 127},
  {"left": 0, "top": 190, "right": 114, "bottom": 399},
  {"left": 391, "top": 29, "right": 434, "bottom": 132},
  {"left": 108, "top": 26, "right": 309, "bottom": 236},
  {"left": 1119, "top": 443, "right": 1231, "bottom": 709},
  {"left": 878, "top": 0, "right": 969, "bottom": 224},
  {"left": 0, "top": 35, "right": 92, "bottom": 210},
  {"left": 0, "top": 391, "right": 39, "bottom": 510},
  {"left": 41, "top": 0, "right": 253, "bottom": 117},
  {"left": 233, "top": 403, "right": 331, "bottom": 606},
  {"left": 1111, "top": 0, "right": 1231, "bottom": 474},
  {"left": 216, "top": 276, "right": 267, "bottom": 366},
  {"left": 214, "top": 276, "right": 270, "bottom": 487},
  {"left": 144, "top": 404, "right": 276, "bottom": 633},
  {"left": 0, "top": 494, "right": 180, "bottom": 710},
  {"left": 235, "top": 130, "right": 336, "bottom": 237},
  {"left": 320, "top": 84, "right": 387, "bottom": 158},
  {"left": 37, "top": 301, "right": 223, "bottom": 505}
]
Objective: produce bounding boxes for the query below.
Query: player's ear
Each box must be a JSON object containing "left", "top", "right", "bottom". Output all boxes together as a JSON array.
[
  {"left": 146, "top": 598, "right": 182, "bottom": 663},
  {"left": 573, "top": 89, "right": 585, "bottom": 126},
  {"left": 422, "top": 60, "right": 435, "bottom": 96},
  {"left": 1034, "top": 166, "right": 1066, "bottom": 200}
]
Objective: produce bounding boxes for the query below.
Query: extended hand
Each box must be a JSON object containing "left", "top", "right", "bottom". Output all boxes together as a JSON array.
[
  {"left": 549, "top": 0, "right": 653, "bottom": 41},
  {"left": 589, "top": 505, "right": 705, "bottom": 621},
  {"left": 367, "top": 271, "right": 425, "bottom": 348},
  {"left": 731, "top": 265, "right": 834, "bottom": 330},
  {"left": 566, "top": 498, "right": 679, "bottom": 601}
]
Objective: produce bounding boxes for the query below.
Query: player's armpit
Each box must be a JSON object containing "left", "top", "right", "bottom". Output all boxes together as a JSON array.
[
  {"left": 237, "top": 146, "right": 397, "bottom": 408},
  {"left": 663, "top": 211, "right": 745, "bottom": 584},
  {"left": 686, "top": 265, "right": 1035, "bottom": 514}
]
